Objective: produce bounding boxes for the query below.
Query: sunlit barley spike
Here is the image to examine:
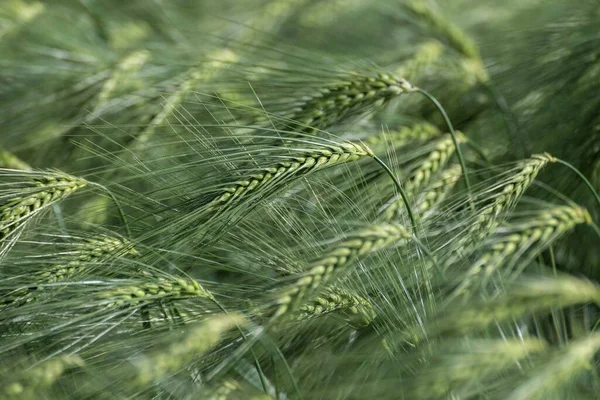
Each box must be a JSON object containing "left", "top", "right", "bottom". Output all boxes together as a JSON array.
[
  {"left": 94, "top": 50, "right": 149, "bottom": 110},
  {"left": 288, "top": 73, "right": 415, "bottom": 133},
  {"left": 207, "top": 141, "right": 372, "bottom": 214},
  {"left": 132, "top": 314, "right": 245, "bottom": 386},
  {"left": 363, "top": 122, "right": 441, "bottom": 149},
  {"left": 473, "top": 153, "right": 555, "bottom": 234},
  {"left": 0, "top": 149, "right": 31, "bottom": 170},
  {"left": 3, "top": 355, "right": 84, "bottom": 398},
  {"left": 97, "top": 276, "right": 214, "bottom": 308},
  {"left": 395, "top": 40, "right": 445, "bottom": 80},
  {"left": 380, "top": 133, "right": 466, "bottom": 221},
  {"left": 0, "top": 173, "right": 87, "bottom": 242},
  {"left": 409, "top": 338, "right": 547, "bottom": 399},
  {"left": 271, "top": 223, "right": 411, "bottom": 318},
  {"left": 297, "top": 285, "right": 376, "bottom": 323},
  {"left": 433, "top": 275, "right": 600, "bottom": 337},
  {"left": 464, "top": 205, "right": 591, "bottom": 285},
  {"left": 507, "top": 333, "right": 600, "bottom": 400}
]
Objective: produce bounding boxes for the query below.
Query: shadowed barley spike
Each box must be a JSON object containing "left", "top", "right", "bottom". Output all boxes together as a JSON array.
[
  {"left": 402, "top": 1, "right": 481, "bottom": 63},
  {"left": 395, "top": 40, "right": 445, "bottom": 80},
  {"left": 363, "top": 122, "right": 441, "bottom": 149},
  {"left": 297, "top": 285, "right": 376, "bottom": 323},
  {"left": 0, "top": 149, "right": 31, "bottom": 170},
  {"left": 287, "top": 73, "right": 415, "bottom": 133},
  {"left": 206, "top": 141, "right": 372, "bottom": 216},
  {"left": 0, "top": 173, "right": 87, "bottom": 242},
  {"left": 415, "top": 164, "right": 461, "bottom": 215},
  {"left": 432, "top": 275, "right": 600, "bottom": 337},
  {"left": 132, "top": 314, "right": 245, "bottom": 386},
  {"left": 97, "top": 276, "right": 214, "bottom": 308},
  {"left": 94, "top": 50, "right": 149, "bottom": 110},
  {"left": 3, "top": 355, "right": 84, "bottom": 398},
  {"left": 206, "top": 378, "right": 274, "bottom": 400},
  {"left": 135, "top": 49, "right": 238, "bottom": 147},
  {"left": 0, "top": 1, "right": 44, "bottom": 40},
  {"left": 409, "top": 338, "right": 546, "bottom": 400},
  {"left": 380, "top": 133, "right": 466, "bottom": 220},
  {"left": 2, "top": 235, "right": 138, "bottom": 307},
  {"left": 460, "top": 205, "right": 591, "bottom": 291},
  {"left": 507, "top": 333, "right": 600, "bottom": 400},
  {"left": 271, "top": 223, "right": 411, "bottom": 318}
]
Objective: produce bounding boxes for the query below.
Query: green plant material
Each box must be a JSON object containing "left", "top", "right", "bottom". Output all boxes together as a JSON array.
[
  {"left": 463, "top": 204, "right": 591, "bottom": 287},
  {"left": 394, "top": 40, "right": 445, "bottom": 80},
  {"left": 270, "top": 223, "right": 411, "bottom": 318},
  {"left": 297, "top": 285, "right": 376, "bottom": 323},
  {"left": 363, "top": 121, "right": 441, "bottom": 149},
  {"left": 0, "top": 172, "right": 86, "bottom": 243},
  {"left": 3, "top": 355, "right": 84, "bottom": 398},
  {"left": 131, "top": 313, "right": 245, "bottom": 386},
  {"left": 94, "top": 50, "right": 149, "bottom": 110},
  {"left": 0, "top": 0, "right": 44, "bottom": 40},
  {"left": 414, "top": 163, "right": 461, "bottom": 215},
  {"left": 2, "top": 234, "right": 138, "bottom": 307},
  {"left": 432, "top": 275, "right": 600, "bottom": 337},
  {"left": 0, "top": 149, "right": 31, "bottom": 170},
  {"left": 283, "top": 73, "right": 415, "bottom": 134},
  {"left": 97, "top": 275, "right": 214, "bottom": 307},
  {"left": 507, "top": 333, "right": 600, "bottom": 400},
  {"left": 380, "top": 133, "right": 466, "bottom": 221},
  {"left": 408, "top": 338, "right": 547, "bottom": 400},
  {"left": 206, "top": 141, "right": 372, "bottom": 218}
]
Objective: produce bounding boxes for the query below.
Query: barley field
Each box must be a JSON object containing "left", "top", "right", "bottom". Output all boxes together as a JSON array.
[{"left": 1, "top": 1, "right": 599, "bottom": 399}]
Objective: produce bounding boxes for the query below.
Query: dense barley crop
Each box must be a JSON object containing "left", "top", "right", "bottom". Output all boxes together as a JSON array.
[{"left": 1, "top": 0, "right": 600, "bottom": 399}]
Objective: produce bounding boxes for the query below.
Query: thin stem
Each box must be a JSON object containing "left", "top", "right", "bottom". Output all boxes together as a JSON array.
[
  {"left": 416, "top": 88, "right": 474, "bottom": 210},
  {"left": 371, "top": 155, "right": 416, "bottom": 231},
  {"left": 88, "top": 182, "right": 131, "bottom": 238},
  {"left": 554, "top": 158, "right": 600, "bottom": 211}
]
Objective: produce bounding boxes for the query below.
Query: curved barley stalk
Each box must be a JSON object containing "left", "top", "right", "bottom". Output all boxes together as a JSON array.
[{"left": 270, "top": 223, "right": 411, "bottom": 319}]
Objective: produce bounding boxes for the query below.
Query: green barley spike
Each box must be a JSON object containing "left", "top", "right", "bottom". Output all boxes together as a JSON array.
[
  {"left": 271, "top": 223, "right": 411, "bottom": 318},
  {"left": 0, "top": 173, "right": 86, "bottom": 242}
]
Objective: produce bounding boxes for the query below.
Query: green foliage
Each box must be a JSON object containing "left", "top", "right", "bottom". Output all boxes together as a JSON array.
[{"left": 1, "top": 0, "right": 600, "bottom": 399}]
